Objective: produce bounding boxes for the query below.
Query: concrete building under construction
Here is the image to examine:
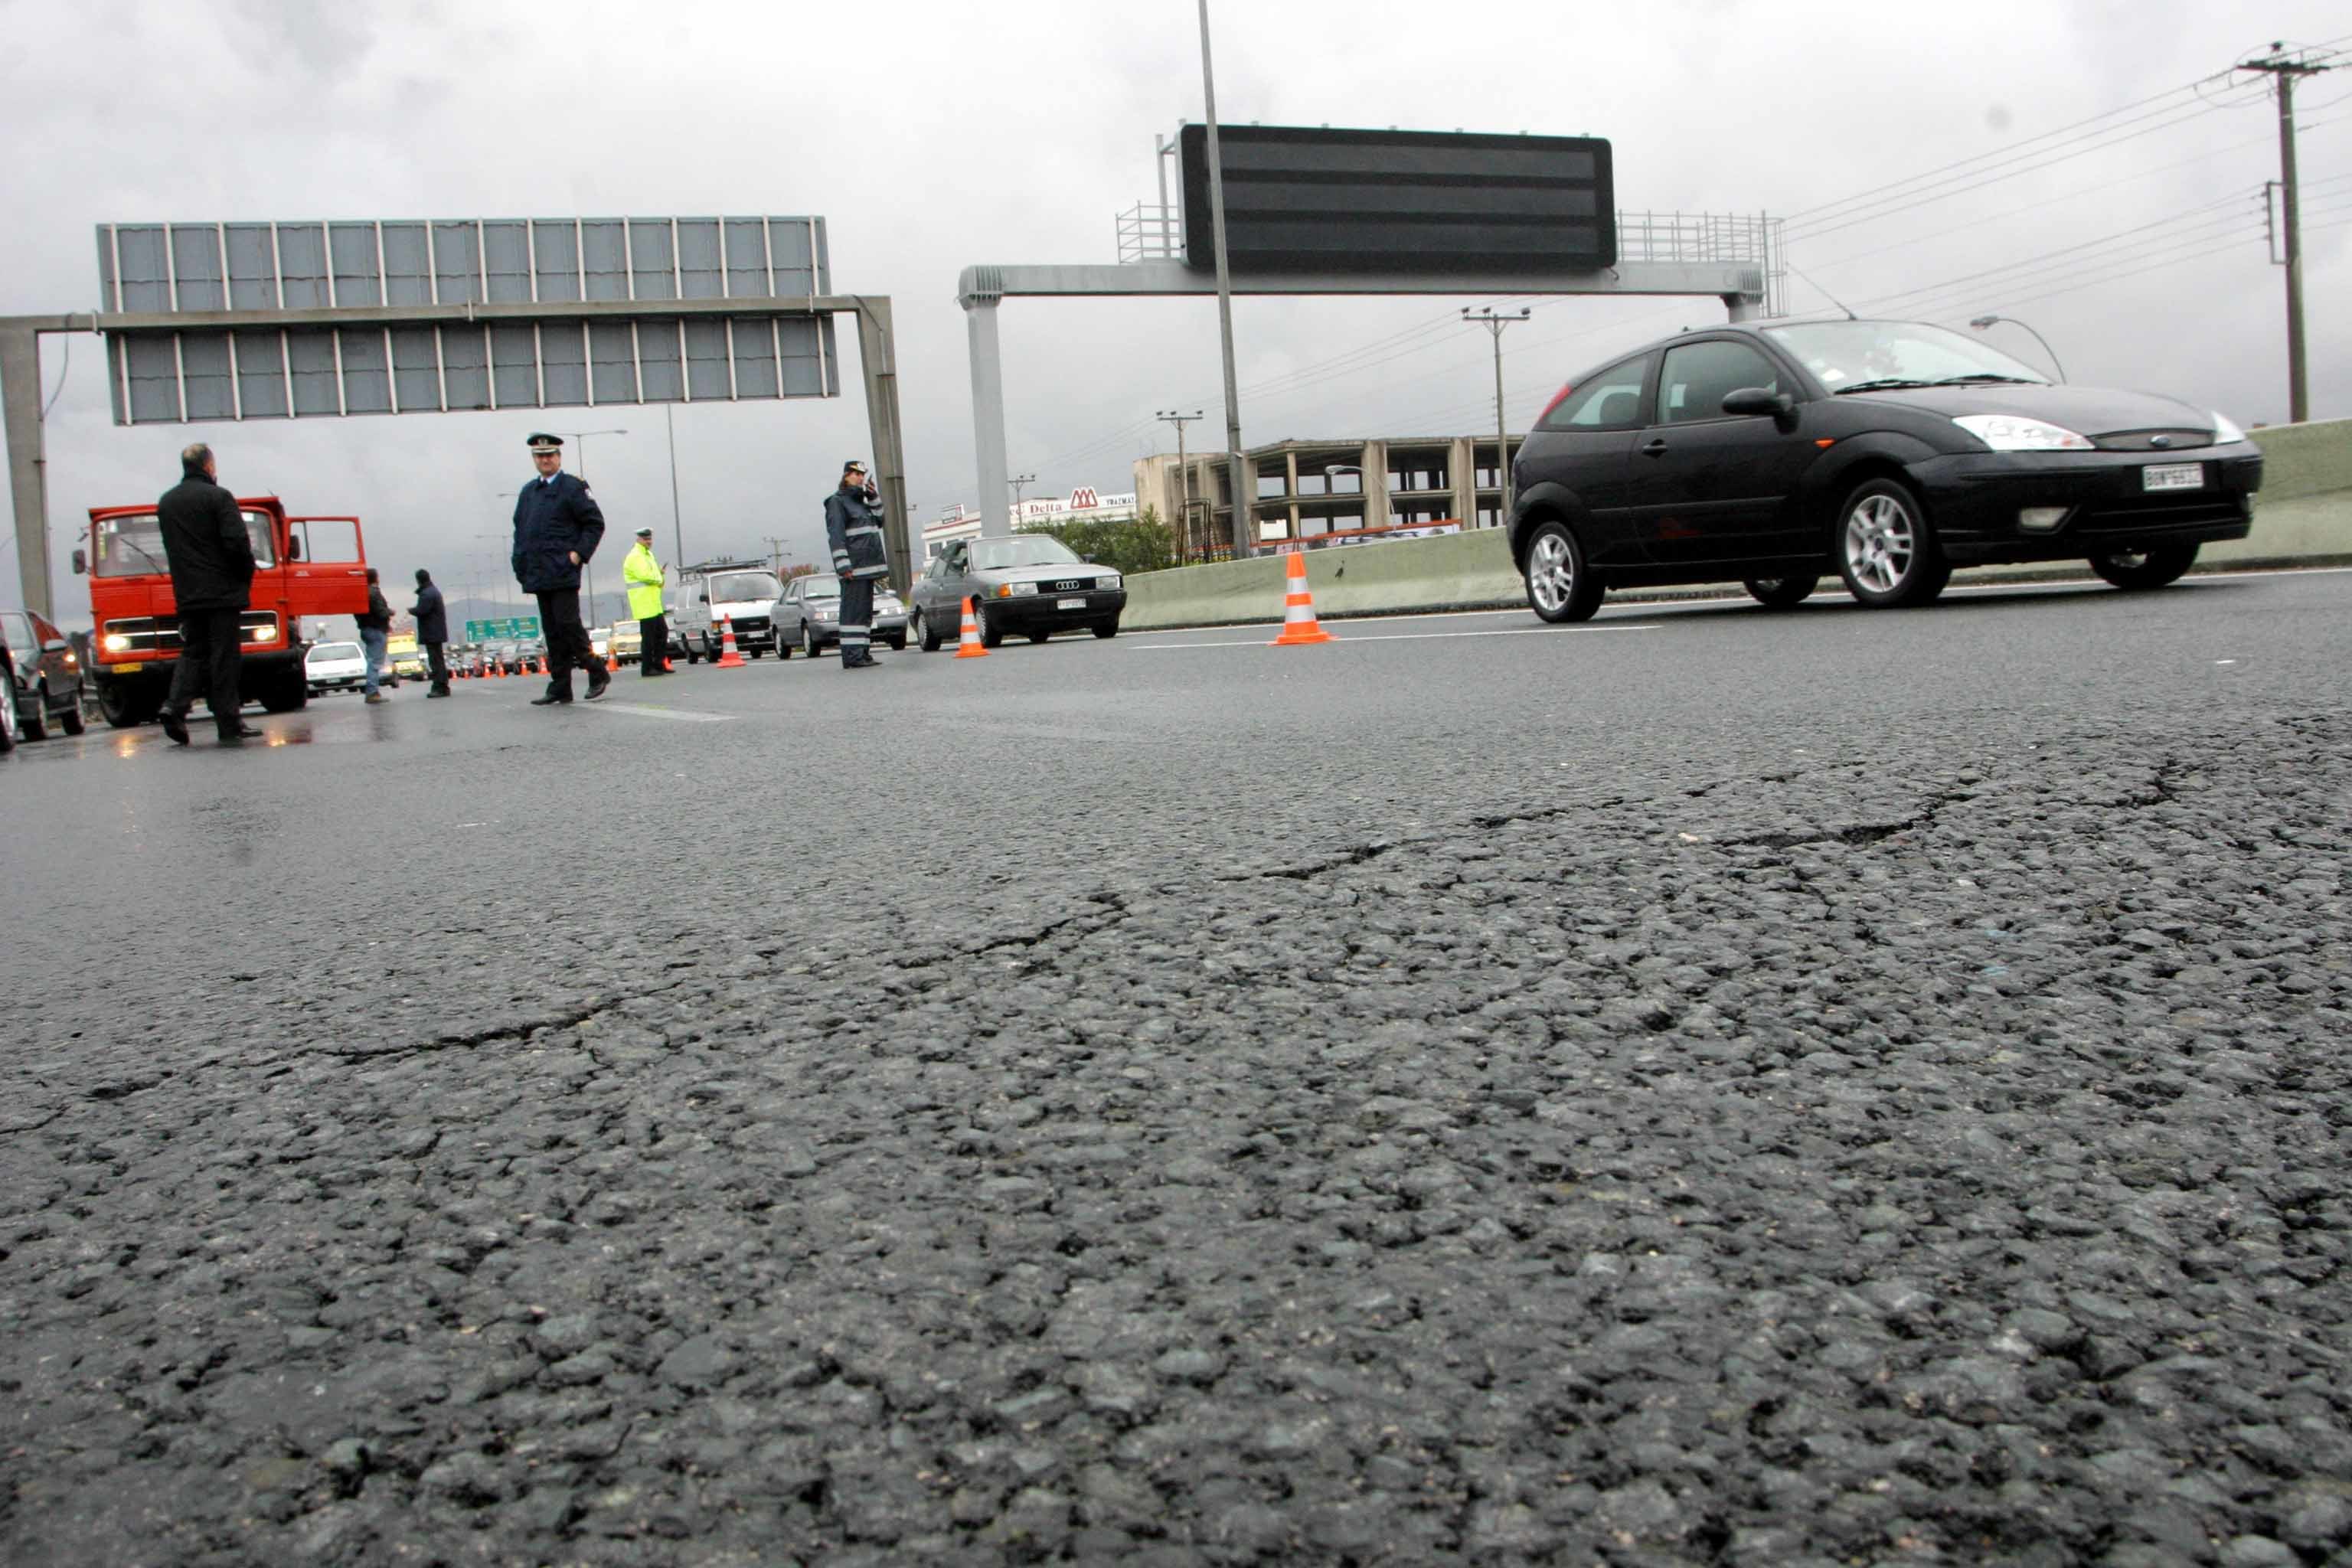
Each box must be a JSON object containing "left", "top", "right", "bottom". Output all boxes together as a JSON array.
[{"left": 1135, "top": 434, "right": 1520, "bottom": 560}]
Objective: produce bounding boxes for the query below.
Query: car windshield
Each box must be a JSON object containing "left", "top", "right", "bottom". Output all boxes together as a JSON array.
[
  {"left": 708, "top": 572, "right": 779, "bottom": 603},
  {"left": 969, "top": 537, "right": 1080, "bottom": 570},
  {"left": 93, "top": 509, "right": 278, "bottom": 577},
  {"left": 1762, "top": 320, "right": 2050, "bottom": 391},
  {"left": 310, "top": 642, "right": 361, "bottom": 660}
]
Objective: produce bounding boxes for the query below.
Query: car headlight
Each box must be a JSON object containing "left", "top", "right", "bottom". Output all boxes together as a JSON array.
[
  {"left": 1951, "top": 414, "right": 2093, "bottom": 451},
  {"left": 1001, "top": 581, "right": 1037, "bottom": 597},
  {"left": 2211, "top": 410, "right": 2246, "bottom": 443},
  {"left": 815, "top": 607, "right": 838, "bottom": 621},
  {"left": 1097, "top": 573, "right": 1122, "bottom": 591}
]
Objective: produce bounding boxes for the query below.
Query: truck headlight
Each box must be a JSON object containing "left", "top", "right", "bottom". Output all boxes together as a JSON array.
[{"left": 103, "top": 633, "right": 131, "bottom": 652}]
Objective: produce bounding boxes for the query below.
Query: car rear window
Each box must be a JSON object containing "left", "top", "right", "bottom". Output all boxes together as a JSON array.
[{"left": 311, "top": 642, "right": 361, "bottom": 659}]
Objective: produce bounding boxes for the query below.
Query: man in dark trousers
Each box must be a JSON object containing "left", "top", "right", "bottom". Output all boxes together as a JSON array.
[
  {"left": 155, "top": 442, "right": 263, "bottom": 746},
  {"left": 823, "top": 459, "right": 890, "bottom": 669},
  {"left": 510, "top": 432, "right": 610, "bottom": 706},
  {"left": 410, "top": 568, "right": 452, "bottom": 697}
]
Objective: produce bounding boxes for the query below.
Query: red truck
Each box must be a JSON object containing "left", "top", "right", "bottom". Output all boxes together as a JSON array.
[{"left": 72, "top": 499, "right": 370, "bottom": 727}]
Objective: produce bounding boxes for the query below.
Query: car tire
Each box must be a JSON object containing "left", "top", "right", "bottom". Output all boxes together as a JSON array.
[
  {"left": 2089, "top": 542, "right": 2197, "bottom": 590},
  {"left": 916, "top": 609, "right": 942, "bottom": 652},
  {"left": 1093, "top": 620, "right": 1119, "bottom": 639},
  {"left": 1743, "top": 573, "right": 1820, "bottom": 609},
  {"left": 803, "top": 624, "right": 820, "bottom": 658},
  {"left": 1835, "top": 479, "right": 1949, "bottom": 608},
  {"left": 887, "top": 632, "right": 907, "bottom": 651},
  {"left": 60, "top": 694, "right": 86, "bottom": 735},
  {"left": 1523, "top": 520, "right": 1604, "bottom": 624},
  {"left": 975, "top": 602, "right": 1004, "bottom": 648},
  {"left": 1027, "top": 629, "right": 1051, "bottom": 645},
  {"left": 19, "top": 688, "right": 47, "bottom": 742},
  {"left": 776, "top": 633, "right": 792, "bottom": 660}
]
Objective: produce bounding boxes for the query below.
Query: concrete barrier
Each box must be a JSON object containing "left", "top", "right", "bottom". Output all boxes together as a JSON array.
[{"left": 1119, "top": 416, "right": 2352, "bottom": 630}]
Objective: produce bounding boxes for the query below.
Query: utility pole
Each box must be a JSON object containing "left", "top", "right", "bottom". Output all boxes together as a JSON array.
[
  {"left": 1196, "top": 0, "right": 1251, "bottom": 560},
  {"left": 1157, "top": 409, "right": 1203, "bottom": 560},
  {"left": 2237, "top": 43, "right": 2334, "bottom": 425},
  {"left": 1008, "top": 472, "right": 1036, "bottom": 529},
  {"left": 1463, "top": 306, "right": 1530, "bottom": 524},
  {"left": 761, "top": 535, "right": 789, "bottom": 579}
]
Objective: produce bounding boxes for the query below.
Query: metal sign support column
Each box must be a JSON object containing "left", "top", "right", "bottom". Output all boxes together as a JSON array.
[
  {"left": 964, "top": 271, "right": 1010, "bottom": 539},
  {"left": 1, "top": 315, "right": 90, "bottom": 619}
]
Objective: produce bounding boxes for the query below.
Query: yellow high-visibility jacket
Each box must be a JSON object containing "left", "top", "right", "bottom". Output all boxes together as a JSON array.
[{"left": 622, "top": 542, "right": 666, "bottom": 620}]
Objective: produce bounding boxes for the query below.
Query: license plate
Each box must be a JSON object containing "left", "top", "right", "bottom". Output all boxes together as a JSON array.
[
  {"left": 1057, "top": 597, "right": 1086, "bottom": 610},
  {"left": 2142, "top": 462, "right": 2203, "bottom": 492}
]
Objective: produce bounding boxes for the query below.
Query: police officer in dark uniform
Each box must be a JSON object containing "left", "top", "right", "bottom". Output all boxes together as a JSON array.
[
  {"left": 510, "top": 433, "right": 610, "bottom": 705},
  {"left": 823, "top": 459, "right": 890, "bottom": 669}
]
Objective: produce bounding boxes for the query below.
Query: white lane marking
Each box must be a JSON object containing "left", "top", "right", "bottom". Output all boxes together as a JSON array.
[
  {"left": 1135, "top": 624, "right": 1663, "bottom": 650},
  {"left": 575, "top": 701, "right": 733, "bottom": 723},
  {"left": 1126, "top": 564, "right": 2352, "bottom": 638}
]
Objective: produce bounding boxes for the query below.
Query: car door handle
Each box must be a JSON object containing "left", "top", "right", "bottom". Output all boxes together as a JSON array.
[{"left": 1640, "top": 439, "right": 1669, "bottom": 457}]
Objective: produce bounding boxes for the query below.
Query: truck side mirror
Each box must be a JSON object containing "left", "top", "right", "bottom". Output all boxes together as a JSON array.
[
  {"left": 287, "top": 537, "right": 303, "bottom": 560},
  {"left": 698, "top": 591, "right": 709, "bottom": 603},
  {"left": 70, "top": 548, "right": 87, "bottom": 575}
]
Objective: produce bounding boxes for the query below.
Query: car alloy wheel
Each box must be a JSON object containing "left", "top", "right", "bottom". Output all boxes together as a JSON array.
[
  {"left": 1523, "top": 521, "right": 1602, "bottom": 623},
  {"left": 974, "top": 601, "right": 1003, "bottom": 648},
  {"left": 1836, "top": 479, "right": 1949, "bottom": 607},
  {"left": 915, "top": 609, "right": 942, "bottom": 652}
]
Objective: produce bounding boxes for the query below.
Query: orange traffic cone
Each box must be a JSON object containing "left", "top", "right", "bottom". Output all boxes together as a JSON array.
[
  {"left": 1269, "top": 549, "right": 1334, "bottom": 645},
  {"left": 714, "top": 614, "right": 746, "bottom": 668},
  {"left": 954, "top": 596, "right": 990, "bottom": 659}
]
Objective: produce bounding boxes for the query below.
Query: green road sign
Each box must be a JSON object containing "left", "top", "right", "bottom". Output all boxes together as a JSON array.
[{"left": 464, "top": 616, "right": 543, "bottom": 641}]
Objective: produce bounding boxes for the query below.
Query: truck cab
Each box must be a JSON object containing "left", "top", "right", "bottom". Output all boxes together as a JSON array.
[
  {"left": 675, "top": 560, "right": 782, "bottom": 660},
  {"left": 74, "top": 501, "right": 368, "bottom": 727}
]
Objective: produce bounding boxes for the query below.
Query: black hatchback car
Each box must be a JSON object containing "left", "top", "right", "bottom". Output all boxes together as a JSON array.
[{"left": 1509, "top": 318, "right": 2262, "bottom": 621}]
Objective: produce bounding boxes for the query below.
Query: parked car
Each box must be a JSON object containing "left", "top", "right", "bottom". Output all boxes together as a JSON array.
[
  {"left": 910, "top": 537, "right": 1125, "bottom": 649},
  {"left": 489, "top": 642, "right": 523, "bottom": 675},
  {"left": 778, "top": 573, "right": 909, "bottom": 658},
  {"left": 0, "top": 637, "right": 16, "bottom": 755},
  {"left": 1, "top": 607, "right": 88, "bottom": 740},
  {"left": 1509, "top": 317, "right": 2262, "bottom": 622},
  {"left": 305, "top": 640, "right": 369, "bottom": 694}
]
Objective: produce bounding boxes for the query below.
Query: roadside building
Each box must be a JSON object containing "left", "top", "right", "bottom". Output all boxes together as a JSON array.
[{"left": 1135, "top": 435, "right": 1518, "bottom": 561}]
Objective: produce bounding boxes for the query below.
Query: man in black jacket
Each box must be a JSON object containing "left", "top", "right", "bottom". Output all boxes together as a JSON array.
[
  {"left": 511, "top": 432, "right": 610, "bottom": 706},
  {"left": 156, "top": 443, "right": 262, "bottom": 746},
  {"left": 410, "top": 569, "right": 451, "bottom": 697},
  {"left": 823, "top": 459, "right": 891, "bottom": 669}
]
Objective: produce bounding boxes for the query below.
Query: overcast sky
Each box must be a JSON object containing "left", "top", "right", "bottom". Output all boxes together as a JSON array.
[{"left": 5, "top": 0, "right": 2347, "bottom": 627}]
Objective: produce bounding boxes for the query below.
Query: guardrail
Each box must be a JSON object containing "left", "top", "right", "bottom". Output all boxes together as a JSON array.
[{"left": 1121, "top": 416, "right": 2352, "bottom": 631}]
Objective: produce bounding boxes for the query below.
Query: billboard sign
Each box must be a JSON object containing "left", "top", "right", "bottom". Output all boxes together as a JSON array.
[
  {"left": 1180, "top": 125, "right": 1615, "bottom": 274},
  {"left": 95, "top": 217, "right": 838, "bottom": 425}
]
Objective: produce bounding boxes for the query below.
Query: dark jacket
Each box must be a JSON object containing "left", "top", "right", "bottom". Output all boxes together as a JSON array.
[
  {"left": 410, "top": 581, "right": 448, "bottom": 643},
  {"left": 358, "top": 585, "right": 393, "bottom": 632},
  {"left": 823, "top": 484, "right": 890, "bottom": 580},
  {"left": 512, "top": 471, "right": 606, "bottom": 593},
  {"left": 156, "top": 465, "right": 256, "bottom": 612}
]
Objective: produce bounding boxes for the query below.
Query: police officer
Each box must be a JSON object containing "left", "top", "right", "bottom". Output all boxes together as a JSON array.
[
  {"left": 510, "top": 433, "right": 610, "bottom": 705},
  {"left": 621, "top": 527, "right": 670, "bottom": 678},
  {"left": 823, "top": 459, "right": 890, "bottom": 669}
]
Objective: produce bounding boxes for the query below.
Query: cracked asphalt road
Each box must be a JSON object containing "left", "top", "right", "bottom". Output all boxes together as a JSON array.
[{"left": 4, "top": 572, "right": 2349, "bottom": 1566}]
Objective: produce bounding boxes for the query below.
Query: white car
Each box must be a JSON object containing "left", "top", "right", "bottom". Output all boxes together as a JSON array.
[{"left": 305, "top": 640, "right": 368, "bottom": 694}]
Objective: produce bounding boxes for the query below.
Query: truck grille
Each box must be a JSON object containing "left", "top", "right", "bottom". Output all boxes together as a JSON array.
[{"left": 105, "top": 612, "right": 278, "bottom": 652}]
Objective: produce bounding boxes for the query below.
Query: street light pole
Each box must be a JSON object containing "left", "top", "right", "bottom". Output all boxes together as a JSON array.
[
  {"left": 1463, "top": 307, "right": 1529, "bottom": 524},
  {"left": 1196, "top": 0, "right": 1251, "bottom": 560},
  {"left": 1968, "top": 315, "right": 2067, "bottom": 384},
  {"left": 1157, "top": 409, "right": 1203, "bottom": 560},
  {"left": 665, "top": 404, "right": 685, "bottom": 575}
]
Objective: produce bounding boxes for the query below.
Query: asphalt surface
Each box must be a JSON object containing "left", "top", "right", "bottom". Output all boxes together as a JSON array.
[{"left": 3, "top": 570, "right": 2349, "bottom": 1567}]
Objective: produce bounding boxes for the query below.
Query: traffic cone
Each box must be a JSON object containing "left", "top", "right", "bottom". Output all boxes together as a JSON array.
[
  {"left": 954, "top": 596, "right": 990, "bottom": 659},
  {"left": 714, "top": 614, "right": 746, "bottom": 668},
  {"left": 1269, "top": 549, "right": 1334, "bottom": 645}
]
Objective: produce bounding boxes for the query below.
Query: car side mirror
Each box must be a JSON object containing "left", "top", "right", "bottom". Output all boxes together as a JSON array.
[
  {"left": 1723, "top": 387, "right": 1798, "bottom": 430},
  {"left": 70, "top": 548, "right": 87, "bottom": 575}
]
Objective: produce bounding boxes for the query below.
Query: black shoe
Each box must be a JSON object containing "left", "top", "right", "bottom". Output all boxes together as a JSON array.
[
  {"left": 585, "top": 671, "right": 612, "bottom": 701},
  {"left": 640, "top": 668, "right": 671, "bottom": 679},
  {"left": 159, "top": 707, "right": 191, "bottom": 746},
  {"left": 841, "top": 652, "right": 878, "bottom": 669},
  {"left": 426, "top": 687, "right": 450, "bottom": 698},
  {"left": 219, "top": 724, "right": 264, "bottom": 743},
  {"left": 530, "top": 691, "right": 572, "bottom": 706}
]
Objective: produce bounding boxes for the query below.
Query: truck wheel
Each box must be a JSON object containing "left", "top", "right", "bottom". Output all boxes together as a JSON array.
[
  {"left": 100, "top": 680, "right": 155, "bottom": 727},
  {"left": 258, "top": 670, "right": 309, "bottom": 713}
]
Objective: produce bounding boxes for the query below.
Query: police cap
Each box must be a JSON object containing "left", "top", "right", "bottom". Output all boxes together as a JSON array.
[{"left": 526, "top": 433, "right": 564, "bottom": 452}]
